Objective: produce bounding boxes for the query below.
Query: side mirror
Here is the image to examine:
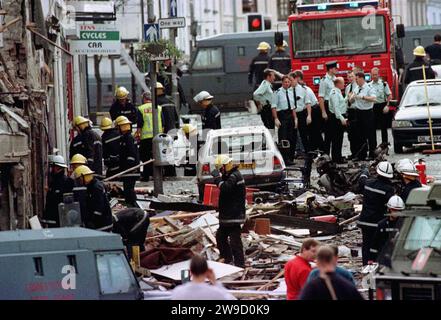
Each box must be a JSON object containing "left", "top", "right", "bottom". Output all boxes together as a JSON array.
[
  {"left": 389, "top": 100, "right": 398, "bottom": 107},
  {"left": 396, "top": 24, "right": 405, "bottom": 39}
]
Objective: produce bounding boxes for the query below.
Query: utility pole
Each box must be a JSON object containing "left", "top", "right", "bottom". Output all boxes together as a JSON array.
[
  {"left": 169, "top": 0, "right": 180, "bottom": 114},
  {"left": 232, "top": 0, "right": 237, "bottom": 32},
  {"left": 147, "top": 0, "right": 163, "bottom": 195},
  {"left": 140, "top": 0, "right": 145, "bottom": 39},
  {"left": 130, "top": 43, "right": 137, "bottom": 105}
]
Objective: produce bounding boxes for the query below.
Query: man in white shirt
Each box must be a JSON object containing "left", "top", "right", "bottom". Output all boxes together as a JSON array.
[{"left": 171, "top": 255, "right": 236, "bottom": 300}]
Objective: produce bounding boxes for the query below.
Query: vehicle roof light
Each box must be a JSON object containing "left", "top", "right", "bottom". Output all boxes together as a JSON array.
[{"left": 297, "top": 1, "right": 379, "bottom": 13}]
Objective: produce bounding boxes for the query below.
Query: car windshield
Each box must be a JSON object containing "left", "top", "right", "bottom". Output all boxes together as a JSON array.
[
  {"left": 403, "top": 216, "right": 441, "bottom": 251},
  {"left": 401, "top": 85, "right": 441, "bottom": 107},
  {"left": 209, "top": 133, "right": 267, "bottom": 156},
  {"left": 292, "top": 15, "right": 386, "bottom": 58}
]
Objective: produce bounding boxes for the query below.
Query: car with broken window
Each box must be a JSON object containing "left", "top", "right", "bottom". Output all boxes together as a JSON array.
[
  {"left": 196, "top": 126, "right": 286, "bottom": 198},
  {"left": 374, "top": 184, "right": 441, "bottom": 300},
  {"left": 392, "top": 79, "right": 441, "bottom": 153}
]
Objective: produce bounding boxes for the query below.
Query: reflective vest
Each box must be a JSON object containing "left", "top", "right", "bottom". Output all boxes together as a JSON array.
[{"left": 137, "top": 103, "right": 163, "bottom": 139}]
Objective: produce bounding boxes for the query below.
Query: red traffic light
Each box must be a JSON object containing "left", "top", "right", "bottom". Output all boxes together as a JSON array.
[{"left": 251, "top": 18, "right": 261, "bottom": 29}]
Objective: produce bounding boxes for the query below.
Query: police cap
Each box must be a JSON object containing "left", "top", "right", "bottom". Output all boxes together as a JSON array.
[{"left": 326, "top": 61, "right": 338, "bottom": 70}]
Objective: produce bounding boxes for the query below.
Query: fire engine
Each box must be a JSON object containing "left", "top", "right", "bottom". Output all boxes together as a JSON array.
[{"left": 288, "top": 0, "right": 403, "bottom": 99}]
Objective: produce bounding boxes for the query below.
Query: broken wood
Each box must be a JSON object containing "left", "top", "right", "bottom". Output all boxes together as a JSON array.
[
  {"left": 257, "top": 269, "right": 285, "bottom": 291},
  {"left": 145, "top": 229, "right": 188, "bottom": 240},
  {"left": 202, "top": 227, "right": 217, "bottom": 246},
  {"left": 26, "top": 24, "right": 73, "bottom": 56},
  {"left": 339, "top": 214, "right": 360, "bottom": 226},
  {"left": 150, "top": 211, "right": 216, "bottom": 223},
  {"left": 266, "top": 213, "right": 341, "bottom": 236},
  {"left": 141, "top": 278, "right": 173, "bottom": 288},
  {"left": 104, "top": 159, "right": 154, "bottom": 182},
  {"left": 0, "top": 17, "right": 20, "bottom": 33},
  {"left": 163, "top": 216, "right": 181, "bottom": 231}
]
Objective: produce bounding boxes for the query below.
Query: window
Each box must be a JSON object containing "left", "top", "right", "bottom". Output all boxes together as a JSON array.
[
  {"left": 243, "top": 0, "right": 257, "bottom": 13},
  {"left": 292, "top": 16, "right": 387, "bottom": 58},
  {"left": 401, "top": 84, "right": 441, "bottom": 108},
  {"left": 96, "top": 252, "right": 138, "bottom": 295},
  {"left": 33, "top": 257, "right": 44, "bottom": 276},
  {"left": 404, "top": 217, "right": 441, "bottom": 251},
  {"left": 277, "top": 0, "right": 291, "bottom": 21},
  {"left": 192, "top": 47, "right": 223, "bottom": 70},
  {"left": 238, "top": 46, "right": 246, "bottom": 57},
  {"left": 210, "top": 133, "right": 267, "bottom": 156},
  {"left": 67, "top": 255, "right": 78, "bottom": 273}
]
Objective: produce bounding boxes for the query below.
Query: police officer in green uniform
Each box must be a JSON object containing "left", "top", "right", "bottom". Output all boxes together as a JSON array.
[{"left": 369, "top": 68, "right": 392, "bottom": 144}]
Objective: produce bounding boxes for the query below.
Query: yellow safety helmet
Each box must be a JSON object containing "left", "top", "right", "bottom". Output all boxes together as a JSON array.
[
  {"left": 413, "top": 46, "right": 426, "bottom": 57},
  {"left": 100, "top": 117, "right": 113, "bottom": 130},
  {"left": 115, "top": 86, "right": 129, "bottom": 100},
  {"left": 257, "top": 42, "right": 271, "bottom": 51},
  {"left": 156, "top": 82, "right": 165, "bottom": 90},
  {"left": 182, "top": 124, "right": 197, "bottom": 135},
  {"left": 73, "top": 165, "right": 94, "bottom": 179},
  {"left": 115, "top": 116, "right": 132, "bottom": 126},
  {"left": 70, "top": 154, "right": 87, "bottom": 165},
  {"left": 74, "top": 116, "right": 89, "bottom": 126},
  {"left": 214, "top": 154, "right": 233, "bottom": 170}
]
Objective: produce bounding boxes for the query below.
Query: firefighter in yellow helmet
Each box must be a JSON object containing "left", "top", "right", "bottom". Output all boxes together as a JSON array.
[
  {"left": 116, "top": 116, "right": 140, "bottom": 207},
  {"left": 137, "top": 91, "right": 163, "bottom": 181},
  {"left": 69, "top": 116, "right": 88, "bottom": 158},
  {"left": 73, "top": 165, "right": 113, "bottom": 231},
  {"left": 69, "top": 116, "right": 103, "bottom": 176},
  {"left": 109, "top": 86, "right": 142, "bottom": 124},
  {"left": 70, "top": 153, "right": 87, "bottom": 171},
  {"left": 100, "top": 117, "right": 121, "bottom": 178},
  {"left": 404, "top": 46, "right": 436, "bottom": 85},
  {"left": 210, "top": 154, "right": 246, "bottom": 268},
  {"left": 249, "top": 42, "right": 271, "bottom": 90}
]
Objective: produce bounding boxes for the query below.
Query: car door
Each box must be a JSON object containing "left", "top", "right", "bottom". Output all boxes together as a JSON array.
[{"left": 182, "top": 47, "right": 226, "bottom": 108}]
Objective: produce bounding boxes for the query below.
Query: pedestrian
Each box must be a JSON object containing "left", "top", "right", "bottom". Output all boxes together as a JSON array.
[
  {"left": 194, "top": 91, "right": 221, "bottom": 140},
  {"left": 370, "top": 195, "right": 405, "bottom": 262},
  {"left": 284, "top": 238, "right": 319, "bottom": 300},
  {"left": 136, "top": 91, "right": 163, "bottom": 182},
  {"left": 211, "top": 155, "right": 246, "bottom": 268},
  {"left": 328, "top": 77, "right": 348, "bottom": 163},
  {"left": 73, "top": 165, "right": 113, "bottom": 231},
  {"left": 425, "top": 34, "right": 441, "bottom": 64},
  {"left": 248, "top": 42, "right": 271, "bottom": 90},
  {"left": 100, "top": 117, "right": 121, "bottom": 178},
  {"left": 396, "top": 159, "right": 422, "bottom": 202},
  {"left": 318, "top": 61, "right": 338, "bottom": 154},
  {"left": 370, "top": 68, "right": 392, "bottom": 144},
  {"left": 306, "top": 244, "right": 355, "bottom": 285},
  {"left": 109, "top": 86, "right": 140, "bottom": 124},
  {"left": 157, "top": 82, "right": 179, "bottom": 134},
  {"left": 171, "top": 255, "right": 236, "bottom": 300},
  {"left": 157, "top": 59, "right": 188, "bottom": 107},
  {"left": 404, "top": 46, "right": 436, "bottom": 86},
  {"left": 253, "top": 69, "right": 276, "bottom": 130},
  {"left": 115, "top": 116, "right": 140, "bottom": 207},
  {"left": 41, "top": 155, "right": 74, "bottom": 228},
  {"left": 290, "top": 71, "right": 312, "bottom": 156},
  {"left": 345, "top": 70, "right": 360, "bottom": 159},
  {"left": 73, "top": 116, "right": 103, "bottom": 176},
  {"left": 269, "top": 40, "right": 291, "bottom": 90},
  {"left": 298, "top": 72, "right": 323, "bottom": 152},
  {"left": 357, "top": 161, "right": 395, "bottom": 265},
  {"left": 272, "top": 75, "right": 298, "bottom": 164},
  {"left": 181, "top": 124, "right": 198, "bottom": 176},
  {"left": 349, "top": 72, "right": 377, "bottom": 160},
  {"left": 112, "top": 208, "right": 150, "bottom": 254},
  {"left": 299, "top": 246, "right": 364, "bottom": 300}
]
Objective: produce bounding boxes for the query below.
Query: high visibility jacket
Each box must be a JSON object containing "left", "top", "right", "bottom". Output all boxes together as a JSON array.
[{"left": 137, "top": 103, "right": 163, "bottom": 139}]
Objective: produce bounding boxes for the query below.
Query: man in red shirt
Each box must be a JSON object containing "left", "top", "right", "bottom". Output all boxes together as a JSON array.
[{"left": 284, "top": 239, "right": 319, "bottom": 300}]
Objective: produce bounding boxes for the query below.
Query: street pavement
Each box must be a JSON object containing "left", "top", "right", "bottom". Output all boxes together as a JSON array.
[{"left": 138, "top": 110, "right": 441, "bottom": 194}]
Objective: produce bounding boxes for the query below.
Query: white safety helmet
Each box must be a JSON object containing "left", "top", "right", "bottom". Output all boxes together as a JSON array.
[
  {"left": 376, "top": 161, "right": 394, "bottom": 179},
  {"left": 387, "top": 195, "right": 405, "bottom": 211},
  {"left": 51, "top": 155, "right": 68, "bottom": 168},
  {"left": 193, "top": 91, "right": 214, "bottom": 103},
  {"left": 396, "top": 159, "right": 419, "bottom": 177}
]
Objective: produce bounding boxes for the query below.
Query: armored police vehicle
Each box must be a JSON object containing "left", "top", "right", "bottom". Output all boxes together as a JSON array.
[
  {"left": 181, "top": 30, "right": 289, "bottom": 111},
  {"left": 374, "top": 184, "right": 441, "bottom": 300},
  {"left": 0, "top": 227, "right": 143, "bottom": 300}
]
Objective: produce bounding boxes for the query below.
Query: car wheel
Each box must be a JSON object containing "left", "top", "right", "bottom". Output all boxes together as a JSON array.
[{"left": 393, "top": 141, "right": 404, "bottom": 154}]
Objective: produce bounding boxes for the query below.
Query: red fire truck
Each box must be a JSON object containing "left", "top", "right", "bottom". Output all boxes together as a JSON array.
[{"left": 288, "top": 0, "right": 400, "bottom": 98}]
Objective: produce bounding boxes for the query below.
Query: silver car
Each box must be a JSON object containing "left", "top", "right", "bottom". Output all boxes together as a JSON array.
[
  {"left": 196, "top": 126, "right": 286, "bottom": 197},
  {"left": 392, "top": 79, "right": 441, "bottom": 153}
]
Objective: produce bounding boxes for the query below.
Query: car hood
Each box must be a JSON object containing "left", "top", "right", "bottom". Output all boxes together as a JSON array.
[{"left": 395, "top": 105, "right": 441, "bottom": 121}]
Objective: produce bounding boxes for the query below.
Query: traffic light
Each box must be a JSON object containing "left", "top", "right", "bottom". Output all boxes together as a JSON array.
[{"left": 248, "top": 14, "right": 263, "bottom": 32}]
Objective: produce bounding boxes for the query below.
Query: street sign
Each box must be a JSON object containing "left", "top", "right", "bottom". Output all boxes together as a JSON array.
[
  {"left": 170, "top": 0, "right": 178, "bottom": 17},
  {"left": 144, "top": 23, "right": 160, "bottom": 42},
  {"left": 158, "top": 17, "right": 186, "bottom": 29},
  {"left": 70, "top": 25, "right": 120, "bottom": 55}
]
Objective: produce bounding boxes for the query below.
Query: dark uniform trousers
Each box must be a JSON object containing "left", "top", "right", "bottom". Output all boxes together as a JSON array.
[
  {"left": 139, "top": 138, "right": 153, "bottom": 180},
  {"left": 329, "top": 112, "right": 345, "bottom": 162},
  {"left": 373, "top": 102, "right": 389, "bottom": 144},
  {"left": 216, "top": 225, "right": 244, "bottom": 268},
  {"left": 296, "top": 110, "right": 310, "bottom": 154},
  {"left": 323, "top": 102, "right": 332, "bottom": 155},
  {"left": 356, "top": 109, "right": 377, "bottom": 160},
  {"left": 261, "top": 103, "right": 275, "bottom": 130},
  {"left": 277, "top": 109, "right": 297, "bottom": 162},
  {"left": 347, "top": 108, "right": 360, "bottom": 157},
  {"left": 309, "top": 105, "right": 325, "bottom": 152}
]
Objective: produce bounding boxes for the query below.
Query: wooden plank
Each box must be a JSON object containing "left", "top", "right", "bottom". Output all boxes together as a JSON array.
[
  {"left": 266, "top": 213, "right": 341, "bottom": 235},
  {"left": 202, "top": 227, "right": 217, "bottom": 246},
  {"left": 163, "top": 216, "right": 181, "bottom": 231},
  {"left": 149, "top": 211, "right": 216, "bottom": 222},
  {"left": 257, "top": 269, "right": 285, "bottom": 291}
]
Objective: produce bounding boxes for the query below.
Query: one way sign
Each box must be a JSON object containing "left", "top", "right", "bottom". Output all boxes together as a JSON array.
[{"left": 144, "top": 23, "right": 159, "bottom": 42}]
